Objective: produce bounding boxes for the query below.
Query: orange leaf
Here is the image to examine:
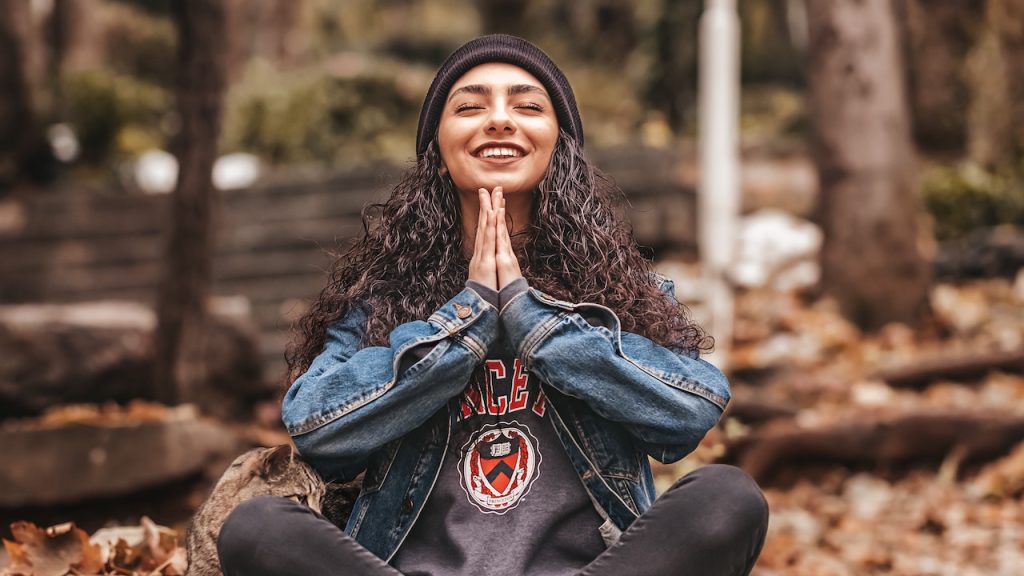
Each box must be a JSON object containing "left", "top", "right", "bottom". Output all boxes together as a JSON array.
[
  {"left": 2, "top": 537, "right": 31, "bottom": 575},
  {"left": 6, "top": 521, "right": 104, "bottom": 576},
  {"left": 70, "top": 529, "right": 105, "bottom": 575},
  {"left": 138, "top": 517, "right": 178, "bottom": 570},
  {"left": 109, "top": 538, "right": 140, "bottom": 569}
]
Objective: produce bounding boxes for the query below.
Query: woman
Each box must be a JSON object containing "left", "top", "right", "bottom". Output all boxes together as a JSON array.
[{"left": 218, "top": 34, "right": 768, "bottom": 576}]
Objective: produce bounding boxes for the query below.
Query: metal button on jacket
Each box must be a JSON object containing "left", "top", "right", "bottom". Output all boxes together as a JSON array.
[
  {"left": 402, "top": 497, "right": 415, "bottom": 513},
  {"left": 453, "top": 303, "right": 472, "bottom": 319}
]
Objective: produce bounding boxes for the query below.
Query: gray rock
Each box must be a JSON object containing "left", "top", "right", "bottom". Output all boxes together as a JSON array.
[
  {"left": 0, "top": 298, "right": 270, "bottom": 420},
  {"left": 0, "top": 404, "right": 238, "bottom": 507}
]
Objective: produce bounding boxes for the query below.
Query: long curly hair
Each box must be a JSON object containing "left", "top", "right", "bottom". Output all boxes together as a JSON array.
[{"left": 283, "top": 129, "right": 712, "bottom": 386}]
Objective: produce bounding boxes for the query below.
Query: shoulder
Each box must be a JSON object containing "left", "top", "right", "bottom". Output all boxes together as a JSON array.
[
  {"left": 649, "top": 271, "right": 675, "bottom": 297},
  {"left": 326, "top": 301, "right": 371, "bottom": 338}
]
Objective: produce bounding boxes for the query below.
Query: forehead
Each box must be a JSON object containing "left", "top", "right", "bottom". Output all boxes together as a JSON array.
[{"left": 447, "top": 62, "right": 549, "bottom": 96}]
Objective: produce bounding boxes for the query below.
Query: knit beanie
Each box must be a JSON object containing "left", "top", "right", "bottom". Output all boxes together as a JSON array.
[{"left": 415, "top": 34, "right": 584, "bottom": 157}]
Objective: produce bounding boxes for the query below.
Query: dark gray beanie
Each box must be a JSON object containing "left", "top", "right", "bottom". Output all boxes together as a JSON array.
[{"left": 415, "top": 34, "right": 584, "bottom": 157}]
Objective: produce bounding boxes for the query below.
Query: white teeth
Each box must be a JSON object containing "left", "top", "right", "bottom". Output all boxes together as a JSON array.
[{"left": 478, "top": 147, "right": 522, "bottom": 158}]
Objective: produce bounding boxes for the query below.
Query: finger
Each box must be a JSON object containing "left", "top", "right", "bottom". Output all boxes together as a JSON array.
[
  {"left": 496, "top": 204, "right": 522, "bottom": 289},
  {"left": 496, "top": 205, "right": 509, "bottom": 255},
  {"left": 483, "top": 190, "right": 497, "bottom": 258},
  {"left": 480, "top": 187, "right": 493, "bottom": 213},
  {"left": 495, "top": 194, "right": 506, "bottom": 237},
  {"left": 498, "top": 202, "right": 516, "bottom": 259},
  {"left": 477, "top": 188, "right": 491, "bottom": 230},
  {"left": 474, "top": 188, "right": 489, "bottom": 252},
  {"left": 492, "top": 186, "right": 506, "bottom": 242}
]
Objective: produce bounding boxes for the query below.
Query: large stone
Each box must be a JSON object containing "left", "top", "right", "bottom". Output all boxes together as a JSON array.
[
  {"left": 0, "top": 297, "right": 270, "bottom": 420},
  {"left": 0, "top": 403, "right": 238, "bottom": 507}
]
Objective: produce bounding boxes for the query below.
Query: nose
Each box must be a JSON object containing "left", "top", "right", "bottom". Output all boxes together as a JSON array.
[{"left": 486, "top": 104, "right": 516, "bottom": 135}]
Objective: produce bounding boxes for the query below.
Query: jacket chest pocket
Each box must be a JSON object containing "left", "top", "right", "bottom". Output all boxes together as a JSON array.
[
  {"left": 361, "top": 438, "right": 402, "bottom": 495},
  {"left": 572, "top": 411, "right": 641, "bottom": 481}
]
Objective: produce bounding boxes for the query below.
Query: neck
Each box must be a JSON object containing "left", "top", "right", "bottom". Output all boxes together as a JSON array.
[{"left": 460, "top": 188, "right": 533, "bottom": 259}]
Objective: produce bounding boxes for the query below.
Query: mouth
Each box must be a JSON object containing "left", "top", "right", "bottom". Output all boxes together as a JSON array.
[{"left": 472, "top": 142, "right": 527, "bottom": 161}]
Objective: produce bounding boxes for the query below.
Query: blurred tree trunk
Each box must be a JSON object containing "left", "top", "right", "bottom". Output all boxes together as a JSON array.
[
  {"left": 645, "top": 0, "right": 701, "bottom": 133},
  {"left": 48, "top": 0, "right": 100, "bottom": 126},
  {"left": 1004, "top": 0, "right": 1024, "bottom": 157},
  {"left": 153, "top": 0, "right": 227, "bottom": 405},
  {"left": 805, "top": 0, "right": 930, "bottom": 330},
  {"left": 965, "top": 0, "right": 1024, "bottom": 165},
  {"left": 0, "top": 0, "right": 36, "bottom": 191},
  {"left": 899, "top": 0, "right": 980, "bottom": 153},
  {"left": 51, "top": 0, "right": 100, "bottom": 74}
]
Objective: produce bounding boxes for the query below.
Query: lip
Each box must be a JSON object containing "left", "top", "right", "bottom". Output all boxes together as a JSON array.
[
  {"left": 474, "top": 154, "right": 524, "bottom": 166},
  {"left": 471, "top": 141, "right": 528, "bottom": 157}
]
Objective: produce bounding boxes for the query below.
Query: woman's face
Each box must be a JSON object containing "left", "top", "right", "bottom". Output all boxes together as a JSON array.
[{"left": 437, "top": 63, "right": 559, "bottom": 198}]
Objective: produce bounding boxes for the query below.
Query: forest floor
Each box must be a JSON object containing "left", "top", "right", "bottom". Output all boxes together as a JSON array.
[{"left": 656, "top": 268, "right": 1024, "bottom": 575}]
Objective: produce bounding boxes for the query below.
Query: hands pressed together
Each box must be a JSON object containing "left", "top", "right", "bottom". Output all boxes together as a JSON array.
[{"left": 468, "top": 186, "right": 523, "bottom": 291}]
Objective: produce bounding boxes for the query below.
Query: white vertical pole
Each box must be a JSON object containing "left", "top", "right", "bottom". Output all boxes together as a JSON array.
[{"left": 698, "top": 0, "right": 740, "bottom": 370}]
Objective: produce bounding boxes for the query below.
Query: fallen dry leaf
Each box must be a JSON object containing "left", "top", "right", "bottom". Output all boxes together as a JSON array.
[
  {"left": 2, "top": 518, "right": 188, "bottom": 576},
  {"left": 1, "top": 521, "right": 104, "bottom": 576},
  {"left": 970, "top": 441, "right": 1024, "bottom": 499}
]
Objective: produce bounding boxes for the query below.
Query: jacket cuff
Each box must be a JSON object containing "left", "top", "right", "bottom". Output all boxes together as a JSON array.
[
  {"left": 498, "top": 277, "right": 530, "bottom": 311},
  {"left": 427, "top": 286, "right": 500, "bottom": 360},
  {"left": 500, "top": 288, "right": 617, "bottom": 363},
  {"left": 466, "top": 280, "right": 500, "bottom": 310}
]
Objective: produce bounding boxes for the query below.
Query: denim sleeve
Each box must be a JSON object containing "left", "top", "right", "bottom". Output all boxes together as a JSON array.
[
  {"left": 499, "top": 274, "right": 729, "bottom": 463},
  {"left": 281, "top": 287, "right": 498, "bottom": 482}
]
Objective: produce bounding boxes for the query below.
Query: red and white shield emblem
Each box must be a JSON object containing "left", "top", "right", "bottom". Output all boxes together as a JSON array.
[{"left": 460, "top": 422, "right": 540, "bottom": 514}]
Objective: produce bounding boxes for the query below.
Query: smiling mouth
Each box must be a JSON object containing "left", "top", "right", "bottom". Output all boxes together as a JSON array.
[{"left": 473, "top": 144, "right": 527, "bottom": 159}]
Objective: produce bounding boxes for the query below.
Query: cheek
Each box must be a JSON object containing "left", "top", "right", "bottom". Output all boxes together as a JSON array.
[
  {"left": 438, "top": 141, "right": 463, "bottom": 173},
  {"left": 441, "top": 135, "right": 473, "bottom": 165},
  {"left": 534, "top": 141, "right": 556, "bottom": 171},
  {"left": 530, "top": 123, "right": 558, "bottom": 158}
]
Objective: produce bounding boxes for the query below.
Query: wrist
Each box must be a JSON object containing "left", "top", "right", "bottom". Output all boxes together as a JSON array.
[{"left": 498, "top": 277, "right": 529, "bottom": 311}]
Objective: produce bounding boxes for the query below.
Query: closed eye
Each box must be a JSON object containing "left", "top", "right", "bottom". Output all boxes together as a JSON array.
[
  {"left": 455, "top": 103, "right": 544, "bottom": 113},
  {"left": 516, "top": 103, "right": 544, "bottom": 111}
]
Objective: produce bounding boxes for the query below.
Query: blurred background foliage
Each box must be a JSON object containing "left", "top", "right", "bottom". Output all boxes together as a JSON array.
[
  {"left": 6, "top": 0, "right": 1024, "bottom": 241},
  {"left": 922, "top": 161, "right": 1024, "bottom": 241},
  {"left": 53, "top": 0, "right": 816, "bottom": 168}
]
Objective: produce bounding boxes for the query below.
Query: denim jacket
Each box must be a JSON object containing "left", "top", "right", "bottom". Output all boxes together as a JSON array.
[{"left": 281, "top": 273, "right": 730, "bottom": 562}]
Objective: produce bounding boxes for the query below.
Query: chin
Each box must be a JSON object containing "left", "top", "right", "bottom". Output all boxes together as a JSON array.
[
  {"left": 490, "top": 181, "right": 527, "bottom": 195},
  {"left": 483, "top": 177, "right": 541, "bottom": 195},
  {"left": 456, "top": 179, "right": 529, "bottom": 196}
]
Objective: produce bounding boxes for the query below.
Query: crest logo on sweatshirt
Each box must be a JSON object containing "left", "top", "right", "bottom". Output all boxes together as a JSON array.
[{"left": 459, "top": 421, "right": 540, "bottom": 514}]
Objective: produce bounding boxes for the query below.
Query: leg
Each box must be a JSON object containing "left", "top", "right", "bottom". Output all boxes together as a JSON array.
[
  {"left": 217, "top": 495, "right": 403, "bottom": 576},
  {"left": 578, "top": 464, "right": 769, "bottom": 576}
]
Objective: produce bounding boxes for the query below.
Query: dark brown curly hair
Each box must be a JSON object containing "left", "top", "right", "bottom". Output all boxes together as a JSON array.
[{"left": 283, "top": 129, "right": 712, "bottom": 386}]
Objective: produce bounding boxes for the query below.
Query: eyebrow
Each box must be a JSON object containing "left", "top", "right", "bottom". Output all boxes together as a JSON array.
[{"left": 447, "top": 84, "right": 548, "bottom": 102}]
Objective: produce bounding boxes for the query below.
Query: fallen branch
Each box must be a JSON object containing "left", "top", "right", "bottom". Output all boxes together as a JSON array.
[
  {"left": 726, "top": 410, "right": 1024, "bottom": 484},
  {"left": 722, "top": 397, "right": 799, "bottom": 424},
  {"left": 870, "top": 349, "right": 1024, "bottom": 388}
]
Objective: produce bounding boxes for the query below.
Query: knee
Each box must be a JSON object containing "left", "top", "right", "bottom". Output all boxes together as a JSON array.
[
  {"left": 688, "top": 464, "right": 767, "bottom": 505},
  {"left": 676, "top": 465, "right": 769, "bottom": 551},
  {"left": 217, "top": 496, "right": 296, "bottom": 570}
]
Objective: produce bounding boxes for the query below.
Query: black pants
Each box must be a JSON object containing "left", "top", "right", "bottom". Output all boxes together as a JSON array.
[{"left": 217, "top": 464, "right": 769, "bottom": 576}]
